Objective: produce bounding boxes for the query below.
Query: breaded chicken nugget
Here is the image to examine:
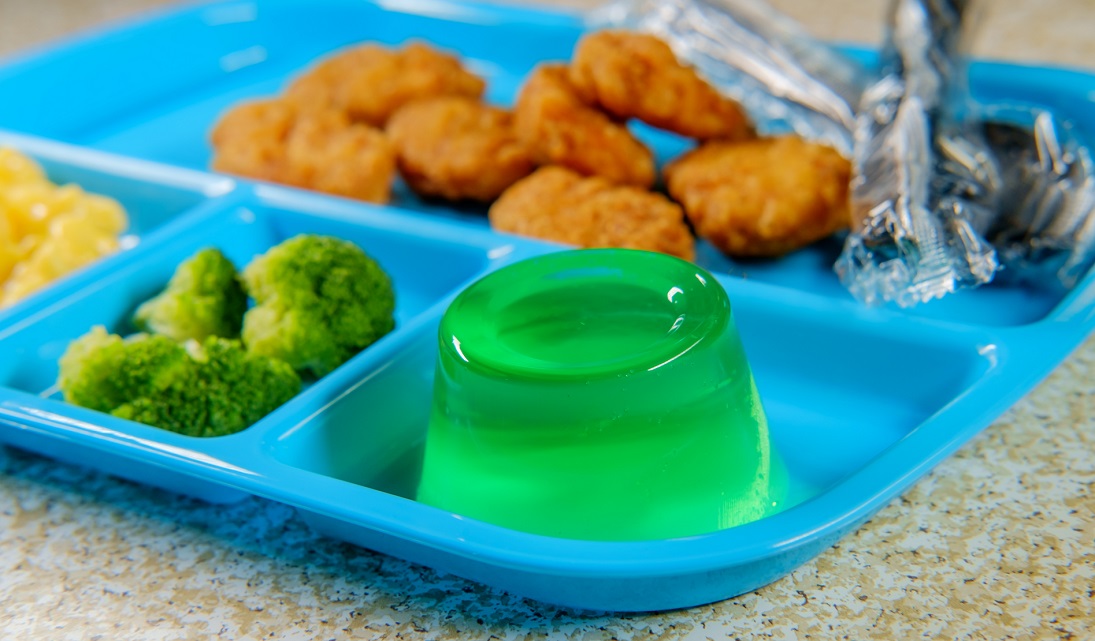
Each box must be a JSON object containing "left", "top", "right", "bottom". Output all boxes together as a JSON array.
[
  {"left": 489, "top": 166, "right": 694, "bottom": 260},
  {"left": 569, "top": 30, "right": 754, "bottom": 142},
  {"left": 514, "top": 64, "right": 655, "bottom": 188},
  {"left": 210, "top": 99, "right": 396, "bottom": 203},
  {"left": 286, "top": 41, "right": 485, "bottom": 127},
  {"left": 210, "top": 98, "right": 296, "bottom": 182},
  {"left": 283, "top": 110, "right": 397, "bottom": 203},
  {"left": 664, "top": 136, "right": 851, "bottom": 258},
  {"left": 386, "top": 96, "right": 535, "bottom": 202}
]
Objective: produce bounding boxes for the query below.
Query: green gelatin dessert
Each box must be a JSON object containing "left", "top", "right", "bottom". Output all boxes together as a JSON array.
[{"left": 416, "top": 249, "right": 785, "bottom": 541}]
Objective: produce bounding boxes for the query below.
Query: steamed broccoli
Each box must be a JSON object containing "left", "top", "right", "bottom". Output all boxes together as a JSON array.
[
  {"left": 57, "top": 327, "right": 301, "bottom": 437},
  {"left": 190, "top": 337, "right": 302, "bottom": 436},
  {"left": 133, "top": 247, "right": 247, "bottom": 343},
  {"left": 111, "top": 385, "right": 209, "bottom": 437},
  {"left": 58, "top": 326, "right": 194, "bottom": 413},
  {"left": 240, "top": 234, "right": 395, "bottom": 378}
]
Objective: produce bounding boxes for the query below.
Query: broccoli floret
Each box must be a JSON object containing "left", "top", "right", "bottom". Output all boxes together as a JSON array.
[
  {"left": 192, "top": 337, "right": 302, "bottom": 436},
  {"left": 133, "top": 247, "right": 247, "bottom": 343},
  {"left": 58, "top": 328, "right": 301, "bottom": 437},
  {"left": 58, "top": 326, "right": 195, "bottom": 412},
  {"left": 240, "top": 234, "right": 395, "bottom": 378},
  {"left": 112, "top": 388, "right": 209, "bottom": 437}
]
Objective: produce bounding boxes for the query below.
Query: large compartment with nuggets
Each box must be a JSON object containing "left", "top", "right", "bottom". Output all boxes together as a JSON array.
[{"left": 0, "top": 0, "right": 1093, "bottom": 612}]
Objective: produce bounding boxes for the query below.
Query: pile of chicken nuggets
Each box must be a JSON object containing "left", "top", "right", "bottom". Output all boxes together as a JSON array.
[{"left": 210, "top": 30, "right": 851, "bottom": 261}]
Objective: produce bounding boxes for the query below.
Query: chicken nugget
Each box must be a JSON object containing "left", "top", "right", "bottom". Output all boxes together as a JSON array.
[
  {"left": 514, "top": 64, "right": 655, "bottom": 188},
  {"left": 569, "top": 30, "right": 753, "bottom": 142},
  {"left": 286, "top": 41, "right": 485, "bottom": 127},
  {"left": 386, "top": 96, "right": 535, "bottom": 202},
  {"left": 283, "top": 110, "right": 396, "bottom": 204},
  {"left": 664, "top": 136, "right": 851, "bottom": 258},
  {"left": 210, "top": 98, "right": 296, "bottom": 182},
  {"left": 209, "top": 98, "right": 396, "bottom": 203},
  {"left": 489, "top": 166, "right": 694, "bottom": 260}
]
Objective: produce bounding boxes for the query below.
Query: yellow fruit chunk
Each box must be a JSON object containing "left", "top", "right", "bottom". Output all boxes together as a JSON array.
[
  {"left": 79, "top": 192, "right": 128, "bottom": 236},
  {"left": 0, "top": 211, "right": 16, "bottom": 283},
  {"left": 1, "top": 214, "right": 120, "bottom": 306},
  {"left": 0, "top": 146, "right": 47, "bottom": 188},
  {"left": 0, "top": 147, "right": 129, "bottom": 308},
  {"left": 1, "top": 181, "right": 71, "bottom": 240}
]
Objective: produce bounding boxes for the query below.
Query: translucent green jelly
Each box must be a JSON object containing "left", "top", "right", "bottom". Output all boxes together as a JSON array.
[{"left": 416, "top": 249, "right": 784, "bottom": 541}]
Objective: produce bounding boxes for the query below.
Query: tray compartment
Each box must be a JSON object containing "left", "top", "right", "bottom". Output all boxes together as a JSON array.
[
  {"left": 733, "top": 296, "right": 996, "bottom": 493},
  {"left": 267, "top": 281, "right": 997, "bottom": 512},
  {"left": 259, "top": 282, "right": 999, "bottom": 611},
  {"left": 0, "top": 187, "right": 511, "bottom": 396},
  {"left": 0, "top": 184, "right": 524, "bottom": 502},
  {"left": 265, "top": 317, "right": 437, "bottom": 500}
]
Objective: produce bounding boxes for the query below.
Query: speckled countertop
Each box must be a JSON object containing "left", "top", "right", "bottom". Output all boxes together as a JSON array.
[{"left": 1, "top": 1, "right": 1093, "bottom": 639}]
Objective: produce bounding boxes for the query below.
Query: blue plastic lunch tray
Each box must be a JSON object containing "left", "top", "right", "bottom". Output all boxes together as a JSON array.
[{"left": 0, "top": 0, "right": 1093, "bottom": 613}]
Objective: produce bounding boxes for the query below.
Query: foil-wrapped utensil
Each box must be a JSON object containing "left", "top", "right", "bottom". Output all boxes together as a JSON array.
[
  {"left": 835, "top": 0, "right": 1095, "bottom": 302},
  {"left": 979, "top": 107, "right": 1095, "bottom": 291},
  {"left": 833, "top": 0, "right": 1003, "bottom": 307}
]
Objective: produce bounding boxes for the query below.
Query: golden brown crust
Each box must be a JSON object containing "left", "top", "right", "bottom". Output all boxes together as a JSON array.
[
  {"left": 282, "top": 110, "right": 396, "bottom": 203},
  {"left": 513, "top": 64, "right": 655, "bottom": 188},
  {"left": 285, "top": 41, "right": 485, "bottom": 127},
  {"left": 209, "top": 98, "right": 396, "bottom": 204},
  {"left": 489, "top": 166, "right": 694, "bottom": 260},
  {"left": 386, "top": 96, "right": 535, "bottom": 202},
  {"left": 210, "top": 98, "right": 297, "bottom": 182},
  {"left": 664, "top": 136, "right": 851, "bottom": 258},
  {"left": 569, "top": 30, "right": 754, "bottom": 142}
]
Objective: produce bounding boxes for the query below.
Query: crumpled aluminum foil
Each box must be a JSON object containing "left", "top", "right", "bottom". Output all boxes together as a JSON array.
[
  {"left": 587, "top": 0, "right": 866, "bottom": 155},
  {"left": 835, "top": 0, "right": 1095, "bottom": 302},
  {"left": 978, "top": 106, "right": 1095, "bottom": 290},
  {"left": 833, "top": 0, "right": 1004, "bottom": 306},
  {"left": 592, "top": 0, "right": 1095, "bottom": 304}
]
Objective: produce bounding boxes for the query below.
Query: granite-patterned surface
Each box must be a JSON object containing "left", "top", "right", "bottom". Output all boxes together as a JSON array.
[{"left": 2, "top": 1, "right": 1094, "bottom": 639}]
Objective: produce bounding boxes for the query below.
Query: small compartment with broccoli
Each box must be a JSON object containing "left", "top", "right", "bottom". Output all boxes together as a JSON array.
[
  {"left": 57, "top": 234, "right": 397, "bottom": 437},
  {"left": 0, "top": 198, "right": 497, "bottom": 443}
]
